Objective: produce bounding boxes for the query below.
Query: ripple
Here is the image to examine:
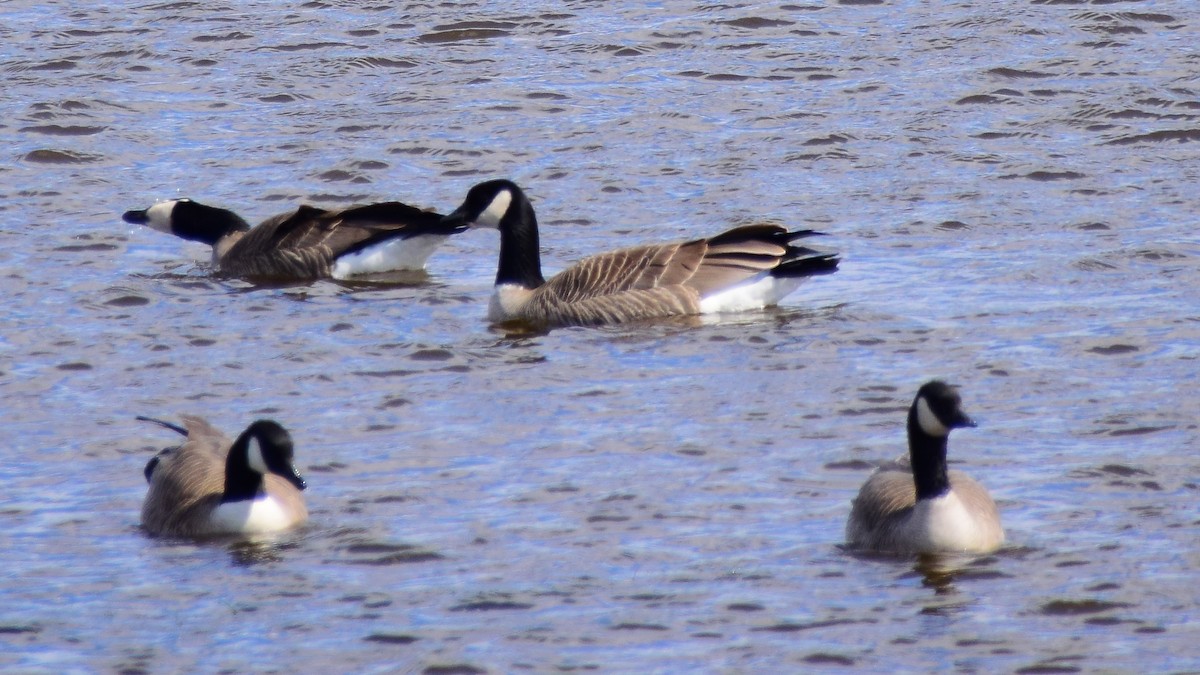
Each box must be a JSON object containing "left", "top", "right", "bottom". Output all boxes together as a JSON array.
[
  {"left": 363, "top": 633, "right": 419, "bottom": 644},
  {"left": 193, "top": 32, "right": 252, "bottom": 43},
  {"left": 990, "top": 67, "right": 1057, "bottom": 79},
  {"left": 717, "top": 17, "right": 795, "bottom": 29},
  {"left": 349, "top": 56, "right": 418, "bottom": 69},
  {"left": 55, "top": 242, "right": 119, "bottom": 252},
  {"left": 267, "top": 41, "right": 350, "bottom": 52},
  {"left": 19, "top": 125, "right": 107, "bottom": 136},
  {"left": 104, "top": 294, "right": 151, "bottom": 307},
  {"left": 418, "top": 27, "right": 512, "bottom": 44},
  {"left": 22, "top": 149, "right": 102, "bottom": 164},
  {"left": 422, "top": 665, "right": 485, "bottom": 675},
  {"left": 450, "top": 599, "right": 535, "bottom": 612},
  {"left": 341, "top": 542, "right": 444, "bottom": 565},
  {"left": 1085, "top": 343, "right": 1138, "bottom": 355},
  {"left": 1103, "top": 129, "right": 1200, "bottom": 145},
  {"left": 27, "top": 59, "right": 77, "bottom": 72},
  {"left": 1039, "top": 599, "right": 1131, "bottom": 616},
  {"left": 751, "top": 618, "right": 863, "bottom": 632}
]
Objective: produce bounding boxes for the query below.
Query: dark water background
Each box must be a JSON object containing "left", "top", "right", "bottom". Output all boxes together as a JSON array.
[{"left": 3, "top": 1, "right": 1198, "bottom": 672}]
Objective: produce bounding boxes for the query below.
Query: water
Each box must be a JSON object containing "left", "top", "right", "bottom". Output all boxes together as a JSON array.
[{"left": 3, "top": 1, "right": 1199, "bottom": 672}]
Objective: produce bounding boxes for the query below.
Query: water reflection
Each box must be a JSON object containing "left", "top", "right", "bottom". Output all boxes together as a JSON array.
[{"left": 227, "top": 539, "right": 294, "bottom": 567}]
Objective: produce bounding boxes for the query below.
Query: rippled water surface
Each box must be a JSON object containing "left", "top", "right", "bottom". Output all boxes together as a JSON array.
[{"left": 3, "top": 1, "right": 1199, "bottom": 672}]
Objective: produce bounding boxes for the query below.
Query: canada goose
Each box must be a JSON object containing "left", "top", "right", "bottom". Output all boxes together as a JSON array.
[
  {"left": 122, "top": 198, "right": 466, "bottom": 280},
  {"left": 845, "top": 381, "right": 1004, "bottom": 554},
  {"left": 439, "top": 179, "right": 839, "bottom": 327},
  {"left": 139, "top": 415, "right": 308, "bottom": 537}
]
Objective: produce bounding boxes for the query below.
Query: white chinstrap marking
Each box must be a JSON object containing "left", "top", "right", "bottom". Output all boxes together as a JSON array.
[
  {"left": 331, "top": 234, "right": 445, "bottom": 278},
  {"left": 144, "top": 200, "right": 179, "bottom": 234},
  {"left": 698, "top": 273, "right": 803, "bottom": 314},
  {"left": 246, "top": 437, "right": 269, "bottom": 476},
  {"left": 210, "top": 495, "right": 296, "bottom": 534},
  {"left": 915, "top": 396, "right": 950, "bottom": 437},
  {"left": 475, "top": 189, "right": 513, "bottom": 229}
]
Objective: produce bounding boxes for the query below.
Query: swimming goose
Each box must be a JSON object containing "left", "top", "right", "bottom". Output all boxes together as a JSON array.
[
  {"left": 440, "top": 179, "right": 839, "bottom": 327},
  {"left": 845, "top": 381, "right": 1004, "bottom": 555},
  {"left": 139, "top": 415, "right": 308, "bottom": 537},
  {"left": 122, "top": 198, "right": 466, "bottom": 280}
]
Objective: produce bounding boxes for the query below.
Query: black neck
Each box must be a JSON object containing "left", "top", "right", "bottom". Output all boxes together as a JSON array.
[
  {"left": 222, "top": 439, "right": 265, "bottom": 502},
  {"left": 495, "top": 195, "right": 546, "bottom": 289},
  {"left": 907, "top": 411, "right": 951, "bottom": 500},
  {"left": 175, "top": 202, "right": 251, "bottom": 246}
]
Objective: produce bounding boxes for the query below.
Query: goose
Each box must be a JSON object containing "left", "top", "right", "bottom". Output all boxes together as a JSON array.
[
  {"left": 139, "top": 415, "right": 308, "bottom": 537},
  {"left": 439, "top": 179, "right": 839, "bottom": 327},
  {"left": 845, "top": 381, "right": 1004, "bottom": 555},
  {"left": 122, "top": 197, "right": 466, "bottom": 280}
]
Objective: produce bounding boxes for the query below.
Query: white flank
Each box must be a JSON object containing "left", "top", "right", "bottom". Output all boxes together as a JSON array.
[
  {"left": 915, "top": 397, "right": 950, "bottom": 437},
  {"left": 331, "top": 234, "right": 445, "bottom": 279},
  {"left": 475, "top": 189, "right": 513, "bottom": 228},
  {"left": 144, "top": 200, "right": 180, "bottom": 234},
  {"left": 909, "top": 491, "right": 988, "bottom": 553},
  {"left": 698, "top": 273, "right": 803, "bottom": 314},
  {"left": 210, "top": 495, "right": 296, "bottom": 534}
]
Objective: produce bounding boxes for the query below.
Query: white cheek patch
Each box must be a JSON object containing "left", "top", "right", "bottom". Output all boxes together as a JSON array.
[
  {"left": 916, "top": 396, "right": 950, "bottom": 437},
  {"left": 475, "top": 189, "right": 512, "bottom": 228},
  {"left": 246, "top": 437, "right": 269, "bottom": 476},
  {"left": 144, "top": 200, "right": 179, "bottom": 233}
]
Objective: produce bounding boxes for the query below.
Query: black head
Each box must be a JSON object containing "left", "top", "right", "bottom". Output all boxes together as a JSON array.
[
  {"left": 123, "top": 199, "right": 250, "bottom": 246},
  {"left": 225, "top": 419, "right": 306, "bottom": 500},
  {"left": 441, "top": 179, "right": 544, "bottom": 288},
  {"left": 440, "top": 179, "right": 525, "bottom": 230},
  {"left": 911, "top": 380, "right": 976, "bottom": 438},
  {"left": 906, "top": 380, "right": 976, "bottom": 501}
]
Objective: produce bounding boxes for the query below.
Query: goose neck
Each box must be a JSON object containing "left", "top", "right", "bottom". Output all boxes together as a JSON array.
[
  {"left": 907, "top": 413, "right": 952, "bottom": 501},
  {"left": 495, "top": 198, "right": 545, "bottom": 289}
]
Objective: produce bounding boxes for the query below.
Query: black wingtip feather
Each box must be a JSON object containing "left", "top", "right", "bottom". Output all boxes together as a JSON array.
[
  {"left": 136, "top": 415, "right": 188, "bottom": 437},
  {"left": 772, "top": 252, "right": 841, "bottom": 278}
]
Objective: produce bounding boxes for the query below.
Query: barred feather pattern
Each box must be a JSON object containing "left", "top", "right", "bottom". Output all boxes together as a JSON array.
[
  {"left": 141, "top": 415, "right": 307, "bottom": 537},
  {"left": 503, "top": 224, "right": 835, "bottom": 327}
]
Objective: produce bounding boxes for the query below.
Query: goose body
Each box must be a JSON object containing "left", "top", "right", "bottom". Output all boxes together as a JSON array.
[
  {"left": 139, "top": 415, "right": 308, "bottom": 537},
  {"left": 441, "top": 180, "right": 839, "bottom": 327},
  {"left": 845, "top": 381, "right": 1004, "bottom": 555},
  {"left": 123, "top": 198, "right": 466, "bottom": 280}
]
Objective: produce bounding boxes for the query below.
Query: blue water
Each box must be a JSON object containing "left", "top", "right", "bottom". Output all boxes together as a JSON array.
[{"left": 2, "top": 1, "right": 1198, "bottom": 672}]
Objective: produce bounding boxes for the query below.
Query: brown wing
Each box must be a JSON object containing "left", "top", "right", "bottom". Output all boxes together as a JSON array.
[
  {"left": 269, "top": 202, "right": 446, "bottom": 253},
  {"left": 684, "top": 224, "right": 797, "bottom": 295},
  {"left": 844, "top": 463, "right": 917, "bottom": 549},
  {"left": 527, "top": 285, "right": 702, "bottom": 326},
  {"left": 538, "top": 223, "right": 799, "bottom": 300},
  {"left": 532, "top": 240, "right": 692, "bottom": 301},
  {"left": 141, "top": 416, "right": 229, "bottom": 537},
  {"left": 521, "top": 224, "right": 806, "bottom": 326},
  {"left": 221, "top": 202, "right": 447, "bottom": 279}
]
